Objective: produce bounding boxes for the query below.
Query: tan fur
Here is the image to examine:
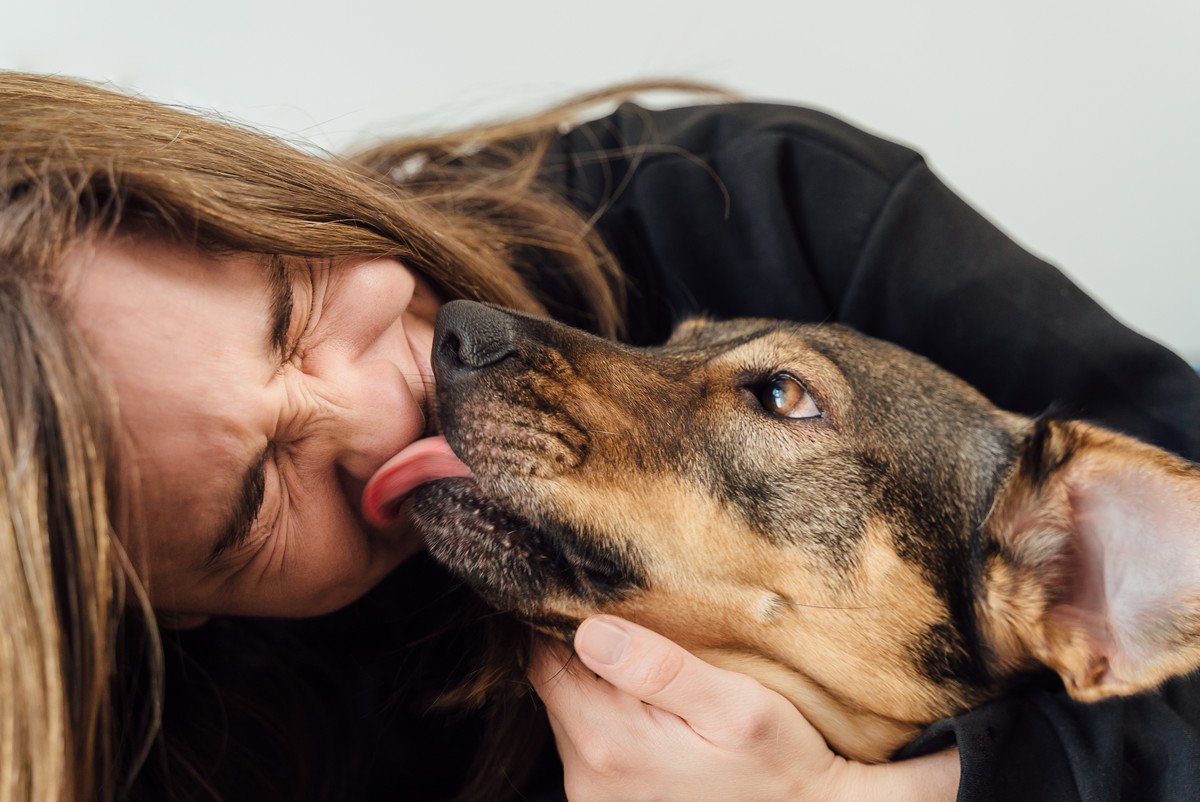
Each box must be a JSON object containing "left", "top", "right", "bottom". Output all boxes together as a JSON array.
[{"left": 535, "top": 475, "right": 961, "bottom": 760}]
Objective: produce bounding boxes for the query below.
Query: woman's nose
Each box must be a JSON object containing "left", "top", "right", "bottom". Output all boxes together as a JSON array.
[{"left": 326, "top": 355, "right": 426, "bottom": 482}]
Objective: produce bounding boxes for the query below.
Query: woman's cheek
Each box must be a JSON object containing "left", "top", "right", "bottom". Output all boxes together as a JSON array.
[
  {"left": 270, "top": 481, "right": 383, "bottom": 612},
  {"left": 221, "top": 456, "right": 410, "bottom": 616}
]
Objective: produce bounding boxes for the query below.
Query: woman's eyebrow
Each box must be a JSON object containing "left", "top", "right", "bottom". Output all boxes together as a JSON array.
[
  {"left": 205, "top": 448, "right": 269, "bottom": 566},
  {"left": 267, "top": 256, "right": 293, "bottom": 359}
]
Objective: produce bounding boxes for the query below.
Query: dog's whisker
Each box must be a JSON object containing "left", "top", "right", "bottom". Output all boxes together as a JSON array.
[
  {"left": 582, "top": 428, "right": 628, "bottom": 436},
  {"left": 775, "top": 600, "right": 877, "bottom": 612}
]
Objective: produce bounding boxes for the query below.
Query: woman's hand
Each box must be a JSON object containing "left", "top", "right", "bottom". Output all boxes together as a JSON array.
[{"left": 529, "top": 615, "right": 960, "bottom": 802}]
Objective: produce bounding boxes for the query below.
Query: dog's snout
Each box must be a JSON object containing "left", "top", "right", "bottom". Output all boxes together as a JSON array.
[{"left": 435, "top": 300, "right": 518, "bottom": 373}]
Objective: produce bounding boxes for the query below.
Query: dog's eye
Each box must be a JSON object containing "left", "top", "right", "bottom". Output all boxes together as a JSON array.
[{"left": 758, "top": 374, "right": 821, "bottom": 419}]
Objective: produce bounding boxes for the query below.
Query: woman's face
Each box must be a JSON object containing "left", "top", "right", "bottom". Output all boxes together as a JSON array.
[{"left": 65, "top": 237, "right": 445, "bottom": 622}]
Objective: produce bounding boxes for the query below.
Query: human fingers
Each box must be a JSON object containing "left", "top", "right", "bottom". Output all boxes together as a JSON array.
[
  {"left": 533, "top": 618, "right": 857, "bottom": 801},
  {"left": 572, "top": 615, "right": 818, "bottom": 749},
  {"left": 528, "top": 638, "right": 651, "bottom": 743}
]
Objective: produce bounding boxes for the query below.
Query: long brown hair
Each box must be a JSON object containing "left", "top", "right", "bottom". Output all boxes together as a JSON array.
[
  {"left": 0, "top": 72, "right": 725, "bottom": 800},
  {"left": 0, "top": 276, "right": 124, "bottom": 800}
]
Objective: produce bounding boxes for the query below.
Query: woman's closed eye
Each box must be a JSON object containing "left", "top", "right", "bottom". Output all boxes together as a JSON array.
[
  {"left": 245, "top": 463, "right": 293, "bottom": 568},
  {"left": 206, "top": 451, "right": 287, "bottom": 569},
  {"left": 207, "top": 390, "right": 317, "bottom": 571}
]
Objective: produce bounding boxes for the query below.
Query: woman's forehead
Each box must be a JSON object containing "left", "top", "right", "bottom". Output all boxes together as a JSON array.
[
  {"left": 63, "top": 236, "right": 280, "bottom": 570},
  {"left": 65, "top": 237, "right": 277, "bottom": 371},
  {"left": 64, "top": 237, "right": 268, "bottom": 320}
]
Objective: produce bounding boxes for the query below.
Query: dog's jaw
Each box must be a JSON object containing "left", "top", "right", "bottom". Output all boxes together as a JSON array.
[
  {"left": 411, "top": 478, "right": 546, "bottom": 612},
  {"left": 413, "top": 477, "right": 648, "bottom": 621}
]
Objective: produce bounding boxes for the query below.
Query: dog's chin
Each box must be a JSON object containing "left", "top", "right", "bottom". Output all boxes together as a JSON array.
[{"left": 410, "top": 477, "right": 553, "bottom": 613}]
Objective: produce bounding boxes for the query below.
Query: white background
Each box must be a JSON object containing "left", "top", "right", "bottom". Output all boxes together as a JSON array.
[{"left": 4, "top": 0, "right": 1198, "bottom": 361}]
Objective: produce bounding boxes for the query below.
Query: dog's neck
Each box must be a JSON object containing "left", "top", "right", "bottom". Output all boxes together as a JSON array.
[
  {"left": 684, "top": 526, "right": 1020, "bottom": 763},
  {"left": 692, "top": 648, "right": 926, "bottom": 762}
]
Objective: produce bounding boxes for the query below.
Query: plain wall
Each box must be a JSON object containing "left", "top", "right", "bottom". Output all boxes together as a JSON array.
[{"left": 4, "top": 0, "right": 1197, "bottom": 360}]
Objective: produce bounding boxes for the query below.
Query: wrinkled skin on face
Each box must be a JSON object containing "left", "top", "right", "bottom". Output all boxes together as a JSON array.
[{"left": 413, "top": 302, "right": 1200, "bottom": 761}]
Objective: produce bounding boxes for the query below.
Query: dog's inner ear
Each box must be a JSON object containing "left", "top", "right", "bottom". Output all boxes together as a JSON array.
[{"left": 985, "top": 420, "right": 1200, "bottom": 701}]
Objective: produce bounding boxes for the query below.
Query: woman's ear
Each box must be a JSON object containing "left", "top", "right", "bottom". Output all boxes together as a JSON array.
[{"left": 981, "top": 419, "right": 1200, "bottom": 701}]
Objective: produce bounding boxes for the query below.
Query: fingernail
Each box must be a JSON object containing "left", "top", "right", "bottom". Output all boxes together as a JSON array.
[{"left": 576, "top": 618, "right": 630, "bottom": 666}]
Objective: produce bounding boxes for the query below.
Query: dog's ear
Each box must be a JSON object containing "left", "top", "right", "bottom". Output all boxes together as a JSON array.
[
  {"left": 665, "top": 316, "right": 716, "bottom": 346},
  {"left": 983, "top": 419, "right": 1200, "bottom": 701}
]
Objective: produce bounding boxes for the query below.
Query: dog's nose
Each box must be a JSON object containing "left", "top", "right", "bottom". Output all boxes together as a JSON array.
[{"left": 435, "top": 300, "right": 518, "bottom": 372}]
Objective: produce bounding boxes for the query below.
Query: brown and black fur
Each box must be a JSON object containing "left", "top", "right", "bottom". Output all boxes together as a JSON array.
[{"left": 414, "top": 301, "right": 1200, "bottom": 761}]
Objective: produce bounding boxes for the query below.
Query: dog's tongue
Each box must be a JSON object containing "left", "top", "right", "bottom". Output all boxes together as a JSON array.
[{"left": 362, "top": 436, "right": 473, "bottom": 527}]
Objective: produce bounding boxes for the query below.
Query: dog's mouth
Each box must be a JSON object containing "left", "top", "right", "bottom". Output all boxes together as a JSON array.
[
  {"left": 357, "top": 422, "right": 560, "bottom": 611},
  {"left": 372, "top": 300, "right": 650, "bottom": 625},
  {"left": 357, "top": 426, "right": 600, "bottom": 617},
  {"left": 410, "top": 471, "right": 644, "bottom": 620},
  {"left": 361, "top": 435, "right": 474, "bottom": 529}
]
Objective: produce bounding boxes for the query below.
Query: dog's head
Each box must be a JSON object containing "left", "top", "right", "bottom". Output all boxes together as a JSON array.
[{"left": 413, "top": 301, "right": 1200, "bottom": 760}]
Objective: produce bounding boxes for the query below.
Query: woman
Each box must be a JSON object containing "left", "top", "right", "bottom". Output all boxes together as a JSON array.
[{"left": 1, "top": 72, "right": 1197, "bottom": 801}]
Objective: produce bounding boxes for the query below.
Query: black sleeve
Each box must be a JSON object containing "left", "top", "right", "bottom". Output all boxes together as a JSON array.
[
  {"left": 553, "top": 101, "right": 1200, "bottom": 802},
  {"left": 838, "top": 155, "right": 1200, "bottom": 458}
]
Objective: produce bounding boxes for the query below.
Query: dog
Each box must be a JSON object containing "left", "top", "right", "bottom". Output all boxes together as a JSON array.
[{"left": 410, "top": 299, "right": 1200, "bottom": 762}]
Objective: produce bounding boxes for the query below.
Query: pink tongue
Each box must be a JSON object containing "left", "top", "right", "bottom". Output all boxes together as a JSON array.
[{"left": 362, "top": 436, "right": 473, "bottom": 527}]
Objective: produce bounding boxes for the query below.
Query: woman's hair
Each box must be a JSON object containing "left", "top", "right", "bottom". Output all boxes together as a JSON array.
[
  {"left": 0, "top": 72, "right": 724, "bottom": 800},
  {"left": 0, "top": 277, "right": 125, "bottom": 800}
]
